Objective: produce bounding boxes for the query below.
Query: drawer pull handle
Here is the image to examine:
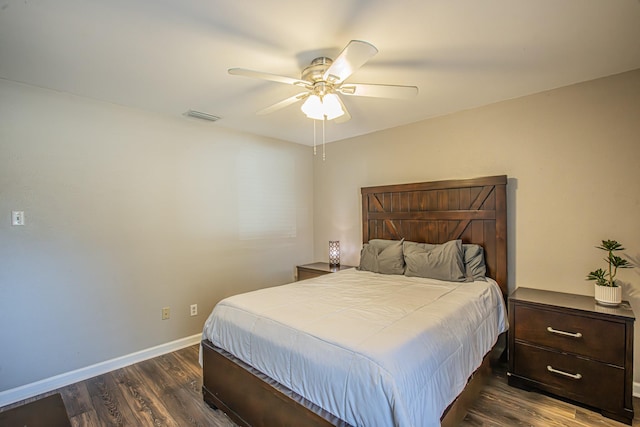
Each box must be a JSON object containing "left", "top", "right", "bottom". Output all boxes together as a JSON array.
[
  {"left": 547, "top": 365, "right": 582, "bottom": 380},
  {"left": 547, "top": 326, "right": 582, "bottom": 338}
]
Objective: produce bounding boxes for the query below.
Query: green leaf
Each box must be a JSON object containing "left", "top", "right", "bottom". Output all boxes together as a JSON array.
[
  {"left": 611, "top": 255, "right": 632, "bottom": 268},
  {"left": 587, "top": 269, "right": 606, "bottom": 281},
  {"left": 598, "top": 239, "right": 624, "bottom": 252}
]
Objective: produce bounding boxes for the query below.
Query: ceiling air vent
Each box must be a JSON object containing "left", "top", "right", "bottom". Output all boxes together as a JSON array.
[{"left": 185, "top": 110, "right": 221, "bottom": 122}]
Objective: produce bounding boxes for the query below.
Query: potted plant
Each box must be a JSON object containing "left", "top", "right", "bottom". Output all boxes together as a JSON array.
[{"left": 587, "top": 239, "right": 633, "bottom": 306}]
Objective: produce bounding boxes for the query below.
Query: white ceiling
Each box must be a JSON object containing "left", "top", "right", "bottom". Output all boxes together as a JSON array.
[{"left": 1, "top": 0, "right": 639, "bottom": 145}]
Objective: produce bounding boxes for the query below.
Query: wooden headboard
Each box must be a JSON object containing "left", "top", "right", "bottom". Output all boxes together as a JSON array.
[{"left": 361, "top": 175, "right": 508, "bottom": 298}]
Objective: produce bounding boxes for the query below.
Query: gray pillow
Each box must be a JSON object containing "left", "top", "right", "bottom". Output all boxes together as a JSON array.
[
  {"left": 463, "top": 244, "right": 487, "bottom": 281},
  {"left": 403, "top": 239, "right": 466, "bottom": 282},
  {"left": 358, "top": 239, "right": 405, "bottom": 275}
]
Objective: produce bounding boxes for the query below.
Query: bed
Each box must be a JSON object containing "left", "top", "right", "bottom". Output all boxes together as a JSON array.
[{"left": 201, "top": 175, "right": 508, "bottom": 426}]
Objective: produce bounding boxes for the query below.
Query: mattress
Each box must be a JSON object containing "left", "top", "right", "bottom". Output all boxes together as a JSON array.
[{"left": 202, "top": 268, "right": 508, "bottom": 427}]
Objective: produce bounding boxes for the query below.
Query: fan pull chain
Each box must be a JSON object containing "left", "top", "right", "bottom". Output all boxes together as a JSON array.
[
  {"left": 322, "top": 117, "right": 326, "bottom": 161},
  {"left": 311, "top": 118, "right": 326, "bottom": 161},
  {"left": 313, "top": 120, "right": 317, "bottom": 156}
]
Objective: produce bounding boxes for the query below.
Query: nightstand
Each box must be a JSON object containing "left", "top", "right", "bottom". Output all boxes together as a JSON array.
[
  {"left": 507, "top": 287, "right": 635, "bottom": 425},
  {"left": 296, "top": 262, "right": 355, "bottom": 281}
]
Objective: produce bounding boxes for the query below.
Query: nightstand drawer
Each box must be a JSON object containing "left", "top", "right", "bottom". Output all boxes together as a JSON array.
[
  {"left": 513, "top": 342, "right": 624, "bottom": 412},
  {"left": 514, "top": 305, "right": 625, "bottom": 365}
]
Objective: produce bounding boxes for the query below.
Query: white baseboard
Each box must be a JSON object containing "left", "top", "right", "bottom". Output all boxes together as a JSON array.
[
  {"left": 0, "top": 333, "right": 202, "bottom": 408},
  {"left": 634, "top": 381, "right": 640, "bottom": 398}
]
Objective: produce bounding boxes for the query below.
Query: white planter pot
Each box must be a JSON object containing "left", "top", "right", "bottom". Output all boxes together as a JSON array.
[{"left": 594, "top": 284, "right": 622, "bottom": 307}]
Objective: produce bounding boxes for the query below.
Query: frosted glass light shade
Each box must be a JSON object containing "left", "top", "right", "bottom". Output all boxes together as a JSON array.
[
  {"left": 301, "top": 94, "right": 345, "bottom": 120},
  {"left": 321, "top": 94, "right": 344, "bottom": 120},
  {"left": 301, "top": 95, "right": 323, "bottom": 119}
]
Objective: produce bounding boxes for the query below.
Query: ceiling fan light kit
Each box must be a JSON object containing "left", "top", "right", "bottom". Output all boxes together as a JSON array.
[
  {"left": 229, "top": 40, "right": 418, "bottom": 158},
  {"left": 301, "top": 93, "right": 344, "bottom": 120}
]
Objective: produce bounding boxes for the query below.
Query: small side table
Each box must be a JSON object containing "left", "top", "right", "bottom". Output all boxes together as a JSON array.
[
  {"left": 296, "top": 262, "right": 354, "bottom": 281},
  {"left": 507, "top": 287, "right": 635, "bottom": 425}
]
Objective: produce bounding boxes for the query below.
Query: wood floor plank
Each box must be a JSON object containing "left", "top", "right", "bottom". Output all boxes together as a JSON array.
[
  {"left": 128, "top": 363, "right": 201, "bottom": 426},
  {"left": 111, "top": 364, "right": 178, "bottom": 427},
  {"left": 59, "top": 382, "right": 93, "bottom": 419},
  {"left": 69, "top": 409, "right": 101, "bottom": 427},
  {"left": 85, "top": 372, "right": 143, "bottom": 426},
  {"left": 112, "top": 347, "right": 233, "bottom": 427}
]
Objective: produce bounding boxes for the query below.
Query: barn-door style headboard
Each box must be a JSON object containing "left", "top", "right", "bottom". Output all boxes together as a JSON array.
[{"left": 361, "top": 175, "right": 508, "bottom": 297}]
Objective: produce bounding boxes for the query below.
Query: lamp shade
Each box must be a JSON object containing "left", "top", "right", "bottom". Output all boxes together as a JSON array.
[{"left": 329, "top": 241, "right": 340, "bottom": 267}]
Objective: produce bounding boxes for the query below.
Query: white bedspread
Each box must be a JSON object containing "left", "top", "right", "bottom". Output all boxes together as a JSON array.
[{"left": 202, "top": 269, "right": 508, "bottom": 427}]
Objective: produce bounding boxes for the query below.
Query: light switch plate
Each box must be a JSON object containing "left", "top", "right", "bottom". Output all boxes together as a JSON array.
[{"left": 12, "top": 211, "right": 25, "bottom": 226}]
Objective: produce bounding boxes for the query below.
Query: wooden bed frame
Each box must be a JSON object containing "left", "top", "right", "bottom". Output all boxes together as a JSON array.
[{"left": 202, "top": 175, "right": 508, "bottom": 427}]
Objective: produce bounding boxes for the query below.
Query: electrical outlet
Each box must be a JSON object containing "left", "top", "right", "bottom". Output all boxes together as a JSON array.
[
  {"left": 162, "top": 307, "right": 170, "bottom": 320},
  {"left": 190, "top": 304, "right": 198, "bottom": 316}
]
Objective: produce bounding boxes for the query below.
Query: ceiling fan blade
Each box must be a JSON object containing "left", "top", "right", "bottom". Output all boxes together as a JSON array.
[
  {"left": 323, "top": 40, "right": 378, "bottom": 84},
  {"left": 338, "top": 83, "right": 418, "bottom": 99},
  {"left": 257, "top": 92, "right": 309, "bottom": 115},
  {"left": 229, "top": 68, "right": 309, "bottom": 87},
  {"left": 333, "top": 95, "right": 351, "bottom": 123}
]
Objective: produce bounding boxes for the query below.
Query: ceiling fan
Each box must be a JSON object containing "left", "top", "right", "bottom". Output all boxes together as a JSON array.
[{"left": 228, "top": 40, "right": 418, "bottom": 123}]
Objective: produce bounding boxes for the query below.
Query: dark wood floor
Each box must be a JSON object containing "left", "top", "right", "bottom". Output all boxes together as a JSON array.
[
  {"left": 460, "top": 364, "right": 640, "bottom": 427},
  {"left": 2, "top": 344, "right": 639, "bottom": 426},
  {"left": 1, "top": 345, "right": 235, "bottom": 427}
]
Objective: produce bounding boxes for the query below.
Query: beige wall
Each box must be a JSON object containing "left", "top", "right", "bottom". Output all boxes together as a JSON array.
[
  {"left": 0, "top": 79, "right": 314, "bottom": 393},
  {"left": 2, "top": 68, "right": 639, "bottom": 396},
  {"left": 313, "top": 69, "right": 640, "bottom": 379}
]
